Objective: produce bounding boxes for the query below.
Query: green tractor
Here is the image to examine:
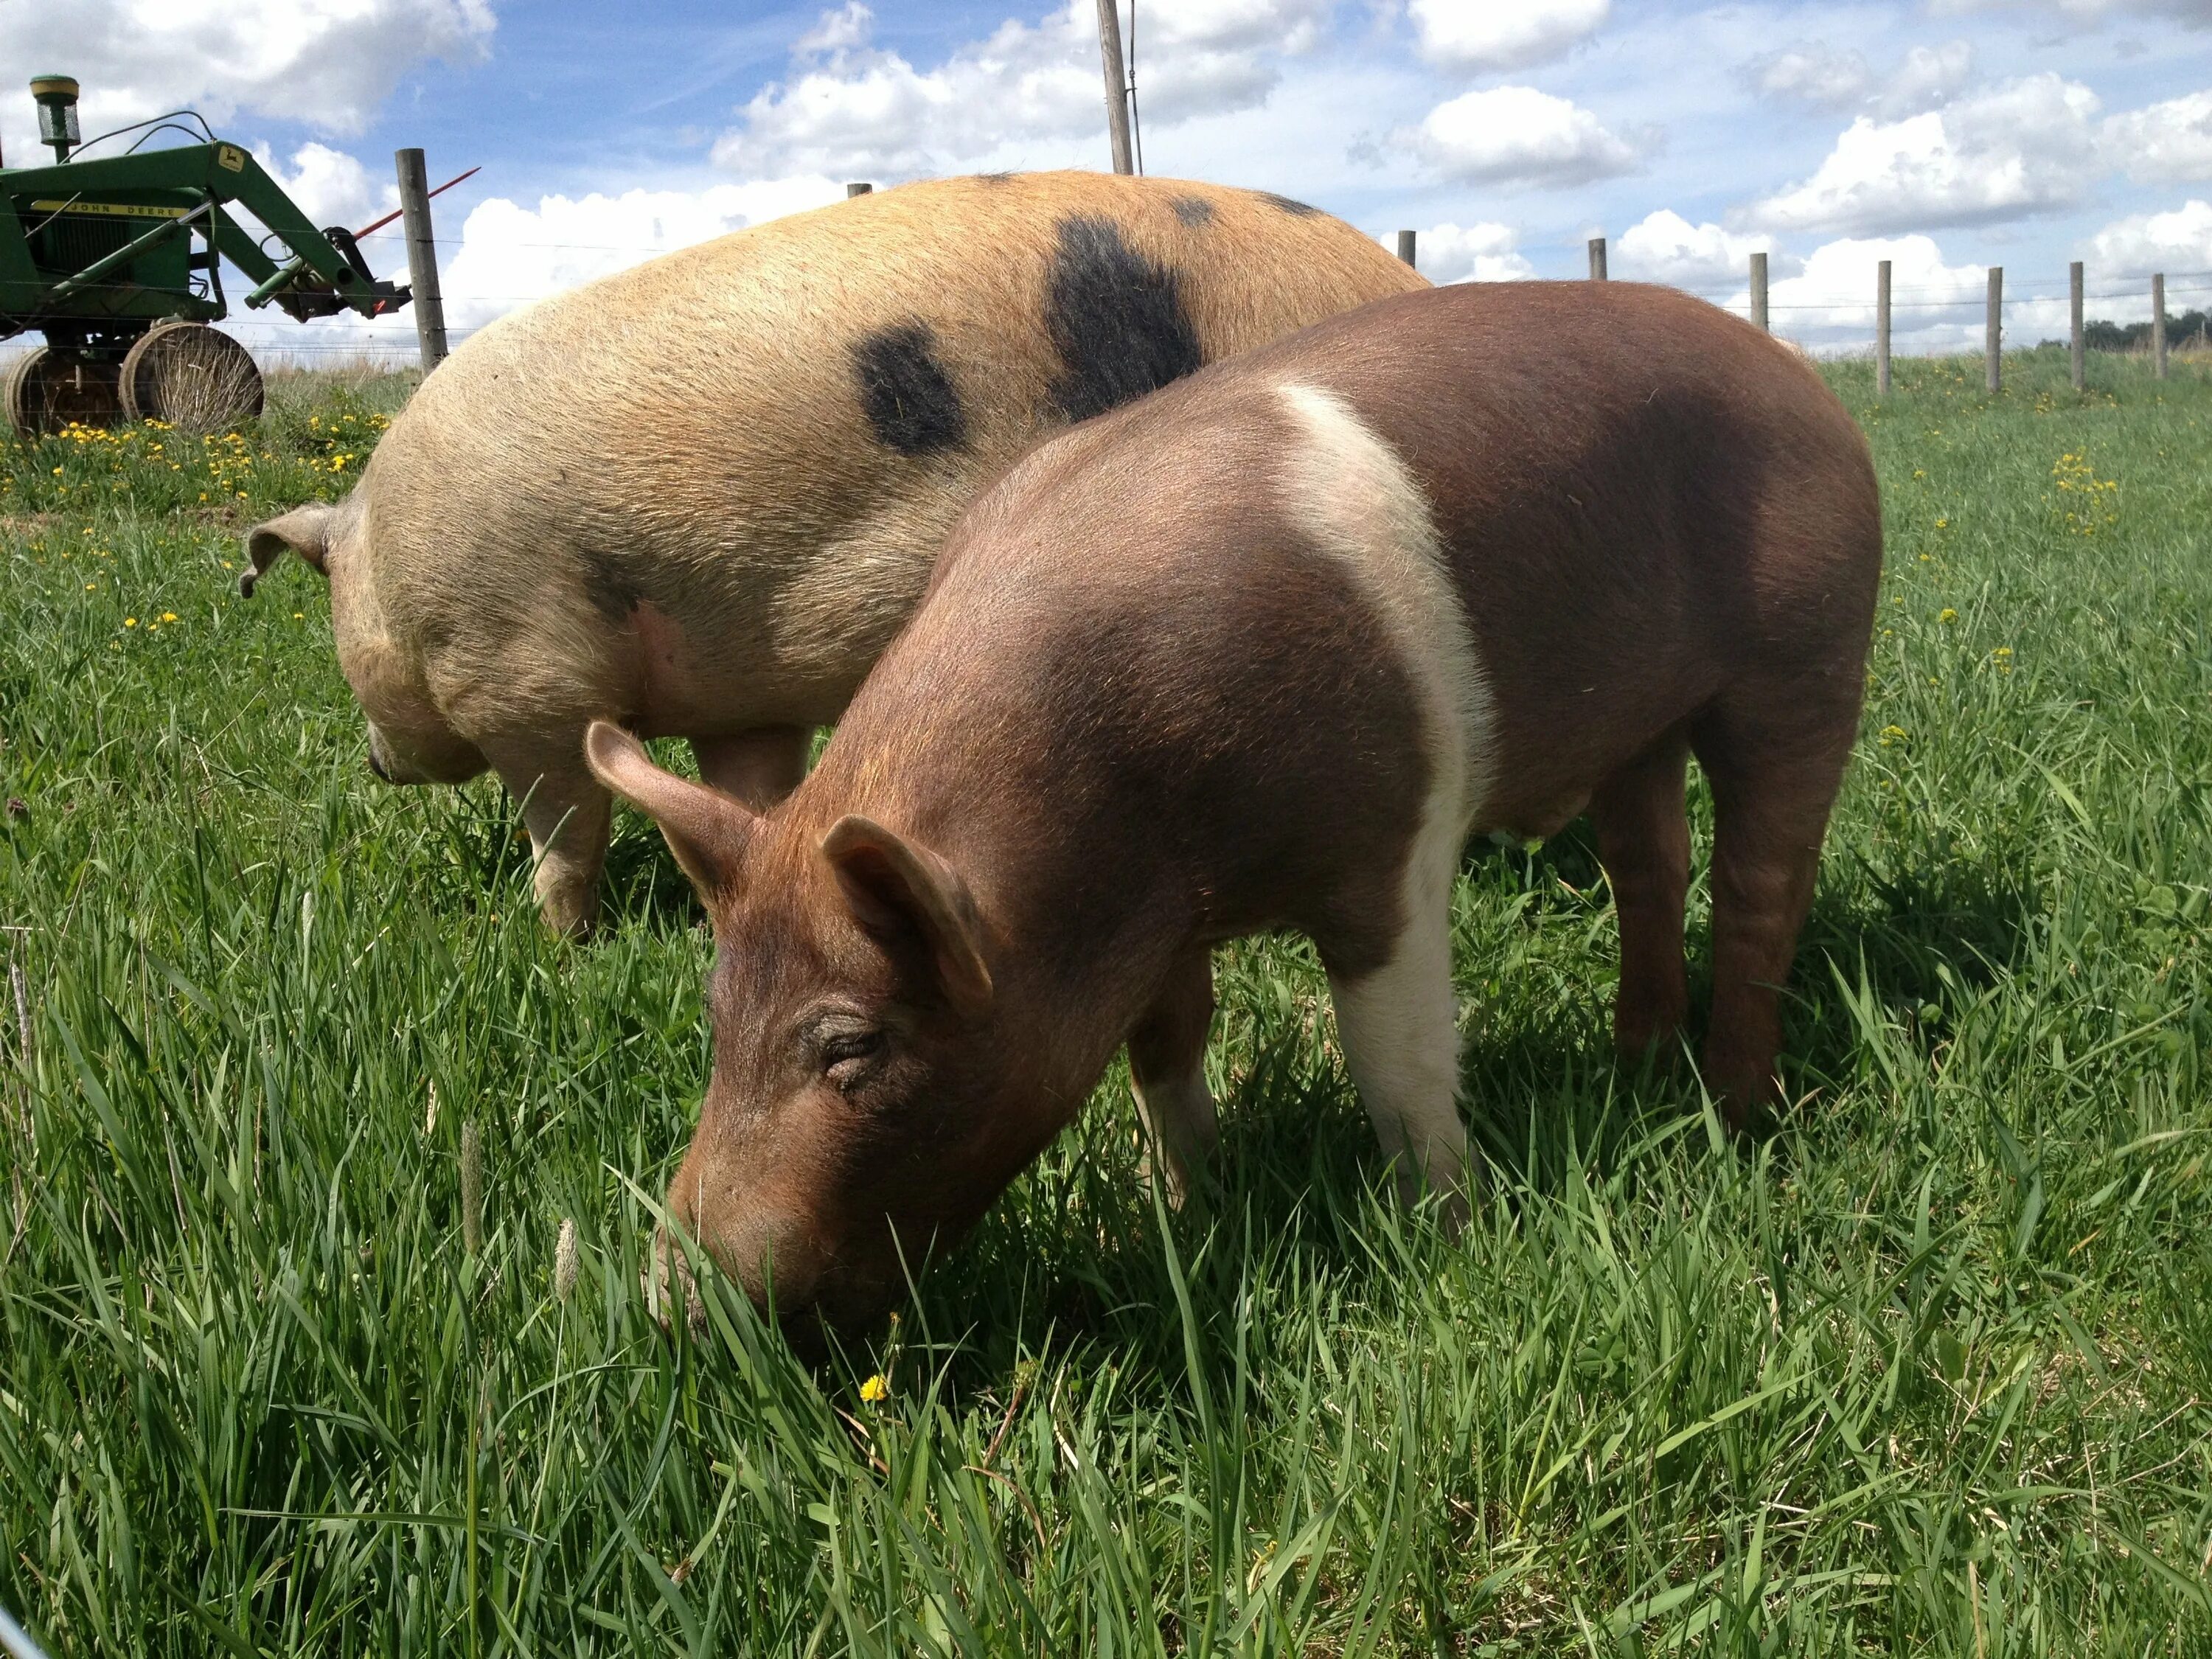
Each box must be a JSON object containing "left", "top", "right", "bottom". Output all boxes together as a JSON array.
[{"left": 1, "top": 74, "right": 419, "bottom": 434}]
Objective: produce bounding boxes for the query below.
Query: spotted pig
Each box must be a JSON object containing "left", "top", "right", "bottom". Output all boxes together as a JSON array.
[
  {"left": 240, "top": 171, "right": 1425, "bottom": 933},
  {"left": 586, "top": 280, "right": 1883, "bottom": 1334}
]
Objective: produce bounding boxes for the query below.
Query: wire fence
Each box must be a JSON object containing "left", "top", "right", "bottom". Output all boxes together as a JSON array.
[{"left": 13, "top": 193, "right": 2211, "bottom": 369}]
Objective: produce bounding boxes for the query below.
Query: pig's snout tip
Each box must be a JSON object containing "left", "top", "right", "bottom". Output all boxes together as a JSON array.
[{"left": 644, "top": 1224, "right": 709, "bottom": 1337}]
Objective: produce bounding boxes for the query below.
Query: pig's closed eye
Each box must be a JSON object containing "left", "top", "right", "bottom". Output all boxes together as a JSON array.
[{"left": 820, "top": 1027, "right": 885, "bottom": 1089}]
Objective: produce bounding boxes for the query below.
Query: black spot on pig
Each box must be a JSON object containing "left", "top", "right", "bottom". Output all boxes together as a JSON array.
[
  {"left": 1253, "top": 191, "right": 1321, "bottom": 218},
  {"left": 852, "top": 322, "right": 969, "bottom": 456},
  {"left": 1171, "top": 195, "right": 1214, "bottom": 227},
  {"left": 580, "top": 549, "right": 640, "bottom": 623},
  {"left": 1044, "top": 215, "right": 1204, "bottom": 422}
]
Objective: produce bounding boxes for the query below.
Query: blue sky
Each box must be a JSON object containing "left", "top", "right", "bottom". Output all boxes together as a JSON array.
[{"left": 20, "top": 0, "right": 2212, "bottom": 354}]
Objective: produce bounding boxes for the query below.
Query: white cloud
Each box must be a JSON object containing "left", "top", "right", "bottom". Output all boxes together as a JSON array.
[
  {"left": 1745, "top": 39, "right": 1969, "bottom": 116},
  {"left": 1749, "top": 74, "right": 2101, "bottom": 234},
  {"left": 2104, "top": 90, "right": 2212, "bottom": 181},
  {"left": 797, "top": 1, "right": 874, "bottom": 55},
  {"left": 2086, "top": 198, "right": 2212, "bottom": 271},
  {"left": 1396, "top": 86, "right": 1641, "bottom": 188},
  {"left": 1615, "top": 210, "right": 1784, "bottom": 288},
  {"left": 1886, "top": 43, "right": 1975, "bottom": 116},
  {"left": 1387, "top": 221, "right": 1537, "bottom": 282},
  {"left": 1930, "top": 0, "right": 2212, "bottom": 25},
  {"left": 1764, "top": 233, "right": 2056, "bottom": 352},
  {"left": 714, "top": 0, "right": 1331, "bottom": 179},
  {"left": 1745, "top": 42, "right": 1871, "bottom": 111},
  {"left": 0, "top": 0, "right": 493, "bottom": 155},
  {"left": 230, "top": 177, "right": 846, "bottom": 360},
  {"left": 254, "top": 142, "right": 396, "bottom": 232},
  {"left": 1405, "top": 0, "right": 1608, "bottom": 72},
  {"left": 429, "top": 178, "right": 849, "bottom": 333}
]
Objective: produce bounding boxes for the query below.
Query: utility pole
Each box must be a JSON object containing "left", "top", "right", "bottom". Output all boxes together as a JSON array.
[
  {"left": 1876, "top": 259, "right": 1891, "bottom": 396},
  {"left": 1094, "top": 0, "right": 1134, "bottom": 175},
  {"left": 395, "top": 148, "right": 448, "bottom": 372},
  {"left": 1984, "top": 265, "right": 2002, "bottom": 394},
  {"left": 2069, "top": 262, "right": 2084, "bottom": 393}
]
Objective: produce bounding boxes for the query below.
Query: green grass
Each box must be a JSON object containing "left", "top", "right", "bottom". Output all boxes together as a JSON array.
[{"left": 1, "top": 344, "right": 2208, "bottom": 1655}]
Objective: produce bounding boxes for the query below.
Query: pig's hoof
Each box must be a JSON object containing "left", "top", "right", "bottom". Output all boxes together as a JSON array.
[{"left": 540, "top": 899, "right": 601, "bottom": 942}]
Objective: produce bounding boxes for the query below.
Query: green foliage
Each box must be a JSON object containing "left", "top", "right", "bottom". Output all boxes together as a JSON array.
[
  {"left": 1, "top": 352, "right": 2208, "bottom": 1654},
  {"left": 2080, "top": 310, "right": 2209, "bottom": 354}
]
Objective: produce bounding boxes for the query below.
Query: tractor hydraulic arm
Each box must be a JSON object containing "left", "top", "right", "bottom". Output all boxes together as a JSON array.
[{"left": 10, "top": 142, "right": 406, "bottom": 320}]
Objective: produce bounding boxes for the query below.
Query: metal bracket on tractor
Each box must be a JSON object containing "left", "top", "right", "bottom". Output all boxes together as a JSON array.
[{"left": 0, "top": 74, "right": 448, "bottom": 434}]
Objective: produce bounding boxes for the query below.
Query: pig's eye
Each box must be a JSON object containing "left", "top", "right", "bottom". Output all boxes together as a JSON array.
[{"left": 818, "top": 1026, "right": 885, "bottom": 1090}]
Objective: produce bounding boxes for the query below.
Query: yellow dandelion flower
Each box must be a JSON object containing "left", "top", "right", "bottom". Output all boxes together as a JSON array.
[
  {"left": 859, "top": 1374, "right": 890, "bottom": 1403},
  {"left": 1938, "top": 608, "right": 1958, "bottom": 624},
  {"left": 125, "top": 617, "right": 137, "bottom": 627},
  {"left": 161, "top": 611, "right": 178, "bottom": 623}
]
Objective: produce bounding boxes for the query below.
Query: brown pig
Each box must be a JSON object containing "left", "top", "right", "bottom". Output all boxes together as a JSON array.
[
  {"left": 242, "top": 171, "right": 1425, "bottom": 933},
  {"left": 584, "top": 279, "right": 1883, "bottom": 1332}
]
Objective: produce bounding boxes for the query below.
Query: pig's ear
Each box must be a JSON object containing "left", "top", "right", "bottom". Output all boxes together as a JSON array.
[
  {"left": 821, "top": 815, "right": 993, "bottom": 1018},
  {"left": 242, "top": 504, "right": 334, "bottom": 598},
  {"left": 583, "top": 720, "right": 755, "bottom": 894}
]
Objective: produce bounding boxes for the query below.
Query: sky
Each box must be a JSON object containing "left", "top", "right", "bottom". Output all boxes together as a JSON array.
[{"left": 14, "top": 0, "right": 2212, "bottom": 358}]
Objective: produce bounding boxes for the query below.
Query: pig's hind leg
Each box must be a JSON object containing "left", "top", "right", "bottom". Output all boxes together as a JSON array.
[
  {"left": 1127, "top": 949, "right": 1219, "bottom": 1207},
  {"left": 487, "top": 742, "right": 613, "bottom": 938},
  {"left": 1691, "top": 690, "right": 1859, "bottom": 1127},
  {"left": 692, "top": 727, "right": 811, "bottom": 811},
  {"left": 1589, "top": 730, "right": 1693, "bottom": 1063}
]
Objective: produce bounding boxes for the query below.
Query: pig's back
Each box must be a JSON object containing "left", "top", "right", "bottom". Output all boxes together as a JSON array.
[
  {"left": 1266, "top": 281, "right": 1882, "bottom": 834},
  {"left": 890, "top": 280, "right": 1879, "bottom": 852},
  {"left": 355, "top": 173, "right": 1425, "bottom": 720}
]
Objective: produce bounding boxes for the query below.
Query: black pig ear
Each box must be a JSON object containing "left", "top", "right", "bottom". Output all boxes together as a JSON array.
[
  {"left": 583, "top": 721, "right": 757, "bottom": 896},
  {"left": 820, "top": 815, "right": 993, "bottom": 1018}
]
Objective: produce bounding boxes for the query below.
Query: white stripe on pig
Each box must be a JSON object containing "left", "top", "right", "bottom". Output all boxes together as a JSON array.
[{"left": 1273, "top": 380, "right": 1495, "bottom": 1211}]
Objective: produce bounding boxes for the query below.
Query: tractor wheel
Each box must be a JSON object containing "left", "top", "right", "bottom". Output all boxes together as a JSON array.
[
  {"left": 119, "top": 322, "right": 263, "bottom": 432},
  {"left": 5, "top": 346, "right": 122, "bottom": 434}
]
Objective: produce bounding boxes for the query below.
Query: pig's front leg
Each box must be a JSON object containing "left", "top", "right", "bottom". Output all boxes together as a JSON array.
[
  {"left": 691, "top": 727, "right": 812, "bottom": 812},
  {"left": 1326, "top": 858, "right": 1472, "bottom": 1228},
  {"left": 489, "top": 742, "right": 613, "bottom": 937},
  {"left": 1127, "top": 949, "right": 1219, "bottom": 1206}
]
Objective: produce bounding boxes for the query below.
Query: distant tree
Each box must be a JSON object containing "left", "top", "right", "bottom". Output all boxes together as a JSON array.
[{"left": 2079, "top": 309, "right": 2211, "bottom": 352}]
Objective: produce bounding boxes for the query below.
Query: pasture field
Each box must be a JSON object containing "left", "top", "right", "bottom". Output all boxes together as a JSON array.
[{"left": 1, "top": 344, "right": 2208, "bottom": 1656}]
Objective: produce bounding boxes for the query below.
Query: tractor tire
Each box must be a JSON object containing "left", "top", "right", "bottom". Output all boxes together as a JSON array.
[
  {"left": 119, "top": 322, "right": 263, "bottom": 431},
  {"left": 5, "top": 346, "right": 122, "bottom": 434}
]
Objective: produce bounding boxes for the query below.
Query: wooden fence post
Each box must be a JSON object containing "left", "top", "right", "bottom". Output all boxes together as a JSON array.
[
  {"left": 1749, "top": 251, "right": 1768, "bottom": 332},
  {"left": 1587, "top": 237, "right": 1607, "bottom": 281},
  {"left": 394, "top": 148, "right": 448, "bottom": 373},
  {"left": 1876, "top": 259, "right": 1891, "bottom": 396},
  {"left": 1985, "top": 265, "right": 2002, "bottom": 394},
  {"left": 1396, "top": 230, "right": 1416, "bottom": 268},
  {"left": 2070, "top": 261, "right": 2084, "bottom": 392},
  {"left": 2153, "top": 273, "right": 2168, "bottom": 380},
  {"left": 1094, "top": 0, "right": 1134, "bottom": 175},
  {"left": 846, "top": 181, "right": 873, "bottom": 197}
]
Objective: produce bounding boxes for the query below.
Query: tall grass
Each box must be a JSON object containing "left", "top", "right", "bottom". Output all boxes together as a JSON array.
[{"left": 1, "top": 352, "right": 2208, "bottom": 1653}]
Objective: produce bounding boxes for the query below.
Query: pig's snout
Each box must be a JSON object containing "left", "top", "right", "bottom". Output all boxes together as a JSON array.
[{"left": 366, "top": 745, "right": 391, "bottom": 782}]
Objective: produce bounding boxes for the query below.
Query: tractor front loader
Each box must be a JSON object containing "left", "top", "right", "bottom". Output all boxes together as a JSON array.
[{"left": 1, "top": 74, "right": 418, "bottom": 433}]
